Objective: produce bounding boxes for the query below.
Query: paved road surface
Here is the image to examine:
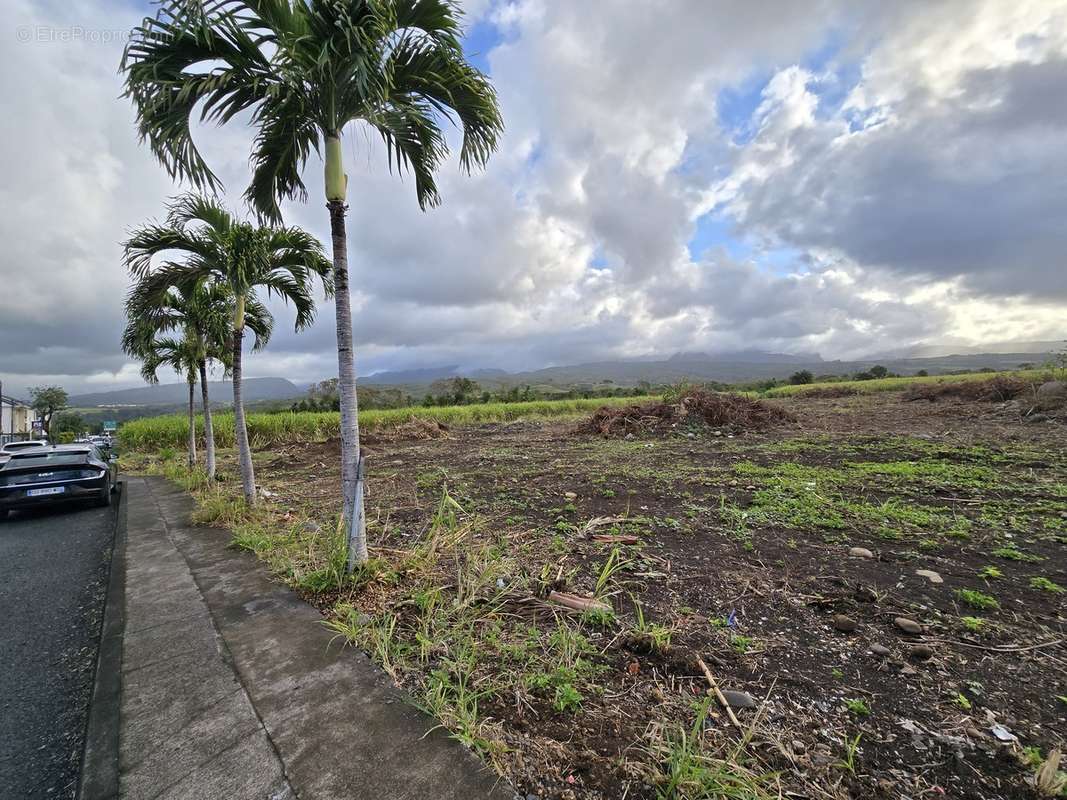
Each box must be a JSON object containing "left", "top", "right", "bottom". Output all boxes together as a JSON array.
[{"left": 0, "top": 500, "right": 117, "bottom": 799}]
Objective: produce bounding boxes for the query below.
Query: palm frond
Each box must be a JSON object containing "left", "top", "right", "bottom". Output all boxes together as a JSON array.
[
  {"left": 245, "top": 85, "right": 320, "bottom": 222},
  {"left": 242, "top": 293, "right": 275, "bottom": 350},
  {"left": 123, "top": 222, "right": 220, "bottom": 278},
  {"left": 384, "top": 34, "right": 503, "bottom": 175},
  {"left": 122, "top": 2, "right": 277, "bottom": 190}
]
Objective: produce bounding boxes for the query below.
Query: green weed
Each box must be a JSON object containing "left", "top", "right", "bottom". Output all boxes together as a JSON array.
[
  {"left": 992, "top": 546, "right": 1043, "bottom": 562},
  {"left": 844, "top": 699, "right": 870, "bottom": 717},
  {"left": 1029, "top": 576, "right": 1065, "bottom": 594},
  {"left": 835, "top": 734, "right": 862, "bottom": 776},
  {"left": 655, "top": 697, "right": 774, "bottom": 800},
  {"left": 956, "top": 588, "right": 1000, "bottom": 611}
]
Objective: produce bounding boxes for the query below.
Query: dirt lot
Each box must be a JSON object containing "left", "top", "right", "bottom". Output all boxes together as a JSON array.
[{"left": 207, "top": 390, "right": 1066, "bottom": 799}]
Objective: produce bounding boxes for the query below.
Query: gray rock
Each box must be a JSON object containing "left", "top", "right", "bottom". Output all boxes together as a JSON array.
[
  {"left": 915, "top": 569, "right": 943, "bottom": 584},
  {"left": 302, "top": 521, "right": 322, "bottom": 533},
  {"left": 849, "top": 546, "right": 874, "bottom": 559},
  {"left": 869, "top": 643, "right": 891, "bottom": 657},
  {"left": 909, "top": 644, "right": 935, "bottom": 660},
  {"left": 832, "top": 614, "right": 857, "bottom": 633},
  {"left": 1035, "top": 381, "right": 1067, "bottom": 412},
  {"left": 719, "top": 689, "right": 757, "bottom": 709},
  {"left": 894, "top": 617, "right": 923, "bottom": 635}
]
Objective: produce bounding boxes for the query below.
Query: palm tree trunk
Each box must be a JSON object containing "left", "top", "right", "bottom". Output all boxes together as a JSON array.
[
  {"left": 187, "top": 377, "right": 197, "bottom": 468},
  {"left": 199, "top": 358, "right": 215, "bottom": 481},
  {"left": 231, "top": 303, "right": 256, "bottom": 505},
  {"left": 328, "top": 199, "right": 367, "bottom": 570}
]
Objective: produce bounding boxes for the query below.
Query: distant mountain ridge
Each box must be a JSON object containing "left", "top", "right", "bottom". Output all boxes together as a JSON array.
[
  {"left": 874, "top": 340, "right": 1063, "bottom": 359},
  {"left": 667, "top": 350, "right": 823, "bottom": 364},
  {"left": 361, "top": 348, "right": 1054, "bottom": 390},
  {"left": 69, "top": 377, "right": 300, "bottom": 408},
  {"left": 66, "top": 343, "right": 1059, "bottom": 408}
]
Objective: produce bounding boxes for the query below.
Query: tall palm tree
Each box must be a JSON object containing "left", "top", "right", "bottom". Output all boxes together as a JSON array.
[
  {"left": 122, "top": 0, "right": 503, "bottom": 568},
  {"left": 123, "top": 280, "right": 266, "bottom": 482},
  {"left": 136, "top": 335, "right": 202, "bottom": 468},
  {"left": 124, "top": 195, "right": 331, "bottom": 504}
]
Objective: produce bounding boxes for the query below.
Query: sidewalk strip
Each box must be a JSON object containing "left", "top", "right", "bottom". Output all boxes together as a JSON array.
[{"left": 118, "top": 476, "right": 512, "bottom": 800}]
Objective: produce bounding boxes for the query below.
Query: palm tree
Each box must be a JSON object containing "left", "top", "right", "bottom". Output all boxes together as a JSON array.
[
  {"left": 122, "top": 0, "right": 503, "bottom": 568},
  {"left": 123, "top": 195, "right": 331, "bottom": 504},
  {"left": 123, "top": 280, "right": 264, "bottom": 482},
  {"left": 136, "top": 335, "right": 202, "bottom": 468}
]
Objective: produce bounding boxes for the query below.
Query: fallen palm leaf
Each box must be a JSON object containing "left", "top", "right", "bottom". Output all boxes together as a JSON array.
[
  {"left": 591, "top": 533, "right": 640, "bottom": 544},
  {"left": 580, "top": 516, "right": 629, "bottom": 536},
  {"left": 548, "top": 591, "right": 612, "bottom": 614}
]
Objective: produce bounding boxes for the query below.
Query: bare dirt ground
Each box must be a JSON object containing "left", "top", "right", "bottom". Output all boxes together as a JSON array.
[{"left": 226, "top": 391, "right": 1066, "bottom": 799}]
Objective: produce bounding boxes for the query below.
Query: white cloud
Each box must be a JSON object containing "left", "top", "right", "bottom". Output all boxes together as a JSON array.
[{"left": 1, "top": 0, "right": 1064, "bottom": 398}]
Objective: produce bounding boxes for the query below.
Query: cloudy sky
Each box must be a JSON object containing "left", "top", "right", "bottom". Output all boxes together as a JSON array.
[{"left": 2, "top": 0, "right": 1066, "bottom": 397}]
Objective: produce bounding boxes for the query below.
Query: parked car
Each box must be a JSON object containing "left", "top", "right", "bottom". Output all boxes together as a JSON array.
[
  {"left": 0, "top": 439, "right": 50, "bottom": 465},
  {"left": 0, "top": 444, "right": 117, "bottom": 518}
]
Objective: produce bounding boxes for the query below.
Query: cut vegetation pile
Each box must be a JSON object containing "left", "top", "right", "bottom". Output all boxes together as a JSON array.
[
  {"left": 363, "top": 417, "right": 450, "bottom": 444},
  {"left": 904, "top": 375, "right": 1029, "bottom": 403},
  {"left": 579, "top": 389, "right": 795, "bottom": 437}
]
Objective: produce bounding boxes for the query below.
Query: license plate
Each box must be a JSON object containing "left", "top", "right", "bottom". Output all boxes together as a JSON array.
[{"left": 27, "top": 486, "right": 65, "bottom": 497}]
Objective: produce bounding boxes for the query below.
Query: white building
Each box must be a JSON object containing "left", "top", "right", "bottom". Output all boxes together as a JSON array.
[{"left": 1, "top": 394, "right": 37, "bottom": 443}]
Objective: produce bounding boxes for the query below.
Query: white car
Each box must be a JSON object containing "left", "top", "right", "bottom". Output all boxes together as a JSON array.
[{"left": 0, "top": 440, "right": 50, "bottom": 464}]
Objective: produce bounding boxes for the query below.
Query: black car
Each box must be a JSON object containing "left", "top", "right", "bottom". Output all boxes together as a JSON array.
[{"left": 0, "top": 444, "right": 118, "bottom": 518}]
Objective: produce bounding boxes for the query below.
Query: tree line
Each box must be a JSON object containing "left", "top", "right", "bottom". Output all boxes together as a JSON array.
[{"left": 289, "top": 377, "right": 651, "bottom": 412}]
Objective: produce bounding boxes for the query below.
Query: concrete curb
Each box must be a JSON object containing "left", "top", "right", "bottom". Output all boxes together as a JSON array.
[
  {"left": 77, "top": 480, "right": 126, "bottom": 800},
  {"left": 133, "top": 476, "right": 515, "bottom": 799}
]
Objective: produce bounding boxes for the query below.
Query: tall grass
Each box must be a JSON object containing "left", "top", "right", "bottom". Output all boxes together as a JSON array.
[
  {"left": 119, "top": 394, "right": 658, "bottom": 451},
  {"left": 763, "top": 368, "right": 1053, "bottom": 398}
]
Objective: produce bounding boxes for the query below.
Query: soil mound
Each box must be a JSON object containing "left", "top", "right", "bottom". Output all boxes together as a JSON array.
[
  {"left": 904, "top": 376, "right": 1028, "bottom": 403},
  {"left": 796, "top": 385, "right": 860, "bottom": 399},
  {"left": 578, "top": 389, "right": 795, "bottom": 436}
]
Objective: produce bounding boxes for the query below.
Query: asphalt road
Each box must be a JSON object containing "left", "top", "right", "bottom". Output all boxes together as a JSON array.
[{"left": 0, "top": 499, "right": 117, "bottom": 799}]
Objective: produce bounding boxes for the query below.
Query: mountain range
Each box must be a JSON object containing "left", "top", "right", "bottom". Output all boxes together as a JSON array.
[
  {"left": 62, "top": 342, "right": 1059, "bottom": 410},
  {"left": 69, "top": 377, "right": 301, "bottom": 409}
]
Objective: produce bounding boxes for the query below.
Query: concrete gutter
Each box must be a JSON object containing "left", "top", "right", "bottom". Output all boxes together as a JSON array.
[
  {"left": 114, "top": 475, "right": 513, "bottom": 799},
  {"left": 78, "top": 480, "right": 126, "bottom": 800}
]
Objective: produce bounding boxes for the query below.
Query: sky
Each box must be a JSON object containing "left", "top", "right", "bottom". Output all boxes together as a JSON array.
[{"left": 2, "top": 0, "right": 1066, "bottom": 398}]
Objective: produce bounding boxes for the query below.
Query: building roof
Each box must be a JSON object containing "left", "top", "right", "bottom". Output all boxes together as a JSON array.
[{"left": 1, "top": 395, "right": 31, "bottom": 407}]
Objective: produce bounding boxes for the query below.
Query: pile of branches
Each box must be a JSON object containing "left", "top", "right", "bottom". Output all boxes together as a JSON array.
[
  {"left": 363, "top": 417, "right": 450, "bottom": 444},
  {"left": 578, "top": 389, "right": 796, "bottom": 437},
  {"left": 903, "top": 376, "right": 1029, "bottom": 403}
]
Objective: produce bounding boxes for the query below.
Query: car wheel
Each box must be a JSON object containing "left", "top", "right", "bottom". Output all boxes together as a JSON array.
[{"left": 96, "top": 477, "right": 112, "bottom": 508}]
